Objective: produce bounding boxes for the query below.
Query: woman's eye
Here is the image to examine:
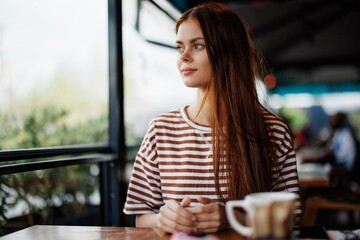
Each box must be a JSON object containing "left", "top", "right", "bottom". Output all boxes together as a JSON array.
[
  {"left": 176, "top": 46, "right": 184, "bottom": 53},
  {"left": 194, "top": 43, "right": 204, "bottom": 49}
]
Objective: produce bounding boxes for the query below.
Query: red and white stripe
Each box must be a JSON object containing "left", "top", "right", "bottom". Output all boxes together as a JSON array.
[{"left": 124, "top": 107, "right": 302, "bottom": 218}]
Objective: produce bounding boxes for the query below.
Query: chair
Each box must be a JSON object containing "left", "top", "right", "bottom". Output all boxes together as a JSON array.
[
  {"left": 301, "top": 193, "right": 360, "bottom": 226},
  {"left": 300, "top": 167, "right": 360, "bottom": 228}
]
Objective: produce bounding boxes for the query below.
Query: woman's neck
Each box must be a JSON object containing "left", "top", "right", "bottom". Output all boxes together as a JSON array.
[{"left": 187, "top": 90, "right": 211, "bottom": 126}]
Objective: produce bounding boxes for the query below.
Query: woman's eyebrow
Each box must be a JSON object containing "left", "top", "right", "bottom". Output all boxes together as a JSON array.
[
  {"left": 175, "top": 37, "right": 204, "bottom": 45},
  {"left": 190, "top": 37, "right": 204, "bottom": 43}
]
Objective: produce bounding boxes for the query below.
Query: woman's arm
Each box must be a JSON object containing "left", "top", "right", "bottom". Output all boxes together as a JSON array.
[{"left": 136, "top": 213, "right": 159, "bottom": 228}]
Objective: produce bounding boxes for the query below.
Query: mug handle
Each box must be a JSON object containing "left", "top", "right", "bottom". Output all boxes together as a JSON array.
[{"left": 226, "top": 200, "right": 253, "bottom": 237}]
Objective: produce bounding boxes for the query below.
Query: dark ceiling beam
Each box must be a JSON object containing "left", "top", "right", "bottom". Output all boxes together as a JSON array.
[
  {"left": 264, "top": 0, "right": 359, "bottom": 63},
  {"left": 251, "top": 0, "right": 331, "bottom": 38}
]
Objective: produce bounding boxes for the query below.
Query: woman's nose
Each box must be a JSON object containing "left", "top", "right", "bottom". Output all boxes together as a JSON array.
[{"left": 180, "top": 49, "right": 192, "bottom": 62}]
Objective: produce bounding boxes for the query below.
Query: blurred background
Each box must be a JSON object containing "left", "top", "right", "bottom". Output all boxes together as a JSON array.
[{"left": 0, "top": 0, "right": 359, "bottom": 236}]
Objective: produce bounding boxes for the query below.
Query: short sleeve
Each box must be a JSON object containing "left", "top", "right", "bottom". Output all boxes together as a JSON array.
[{"left": 123, "top": 120, "right": 164, "bottom": 214}]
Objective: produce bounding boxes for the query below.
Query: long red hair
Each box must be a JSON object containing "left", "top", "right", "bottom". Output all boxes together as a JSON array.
[{"left": 176, "top": 2, "right": 277, "bottom": 201}]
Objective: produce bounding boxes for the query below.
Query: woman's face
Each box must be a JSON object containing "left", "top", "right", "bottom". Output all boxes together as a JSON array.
[{"left": 176, "top": 19, "right": 212, "bottom": 90}]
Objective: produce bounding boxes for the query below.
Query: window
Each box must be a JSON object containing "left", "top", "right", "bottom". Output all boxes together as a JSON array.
[
  {"left": 0, "top": 0, "right": 122, "bottom": 236},
  {"left": 122, "top": 0, "right": 195, "bottom": 166},
  {"left": 0, "top": 0, "right": 109, "bottom": 148}
]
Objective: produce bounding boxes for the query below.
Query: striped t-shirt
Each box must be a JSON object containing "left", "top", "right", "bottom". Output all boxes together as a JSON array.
[{"left": 123, "top": 106, "right": 302, "bottom": 218}]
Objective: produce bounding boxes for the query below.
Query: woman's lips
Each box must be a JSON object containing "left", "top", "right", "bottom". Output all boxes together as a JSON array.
[{"left": 181, "top": 68, "right": 197, "bottom": 76}]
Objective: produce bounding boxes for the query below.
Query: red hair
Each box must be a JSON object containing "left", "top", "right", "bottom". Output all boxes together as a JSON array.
[{"left": 176, "top": 2, "right": 277, "bottom": 201}]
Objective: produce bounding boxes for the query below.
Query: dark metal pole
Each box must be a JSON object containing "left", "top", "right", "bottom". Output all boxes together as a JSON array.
[{"left": 101, "top": 0, "right": 125, "bottom": 226}]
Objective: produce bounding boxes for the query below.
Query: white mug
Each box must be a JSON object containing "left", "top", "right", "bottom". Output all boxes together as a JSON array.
[{"left": 226, "top": 192, "right": 297, "bottom": 239}]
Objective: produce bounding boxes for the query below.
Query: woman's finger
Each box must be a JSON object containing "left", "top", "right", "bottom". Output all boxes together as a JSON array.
[
  {"left": 168, "top": 200, "right": 197, "bottom": 222},
  {"left": 196, "top": 196, "right": 212, "bottom": 204},
  {"left": 181, "top": 196, "right": 192, "bottom": 207},
  {"left": 158, "top": 211, "right": 197, "bottom": 233},
  {"left": 159, "top": 201, "right": 197, "bottom": 228}
]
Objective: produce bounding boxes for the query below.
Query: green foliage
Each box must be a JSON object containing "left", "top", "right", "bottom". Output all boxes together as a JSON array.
[
  {"left": 0, "top": 105, "right": 107, "bottom": 149},
  {"left": 0, "top": 105, "right": 107, "bottom": 228},
  {"left": 279, "top": 107, "right": 309, "bottom": 132}
]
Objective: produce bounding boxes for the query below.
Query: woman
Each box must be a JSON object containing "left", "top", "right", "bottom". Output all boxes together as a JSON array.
[
  {"left": 124, "top": 2, "right": 301, "bottom": 234},
  {"left": 326, "top": 112, "right": 359, "bottom": 185}
]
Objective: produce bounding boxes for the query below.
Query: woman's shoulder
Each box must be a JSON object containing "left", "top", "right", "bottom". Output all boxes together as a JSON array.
[
  {"left": 261, "top": 108, "right": 294, "bottom": 154},
  {"left": 151, "top": 108, "right": 181, "bottom": 119},
  {"left": 148, "top": 107, "right": 185, "bottom": 126},
  {"left": 261, "top": 108, "right": 291, "bottom": 134}
]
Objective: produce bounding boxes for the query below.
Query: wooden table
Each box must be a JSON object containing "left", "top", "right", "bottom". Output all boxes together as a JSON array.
[
  {"left": 0, "top": 225, "right": 346, "bottom": 240},
  {"left": 299, "top": 172, "right": 329, "bottom": 189},
  {"left": 0, "top": 225, "right": 245, "bottom": 240},
  {"left": 298, "top": 163, "right": 330, "bottom": 189},
  {"left": 296, "top": 147, "right": 329, "bottom": 189}
]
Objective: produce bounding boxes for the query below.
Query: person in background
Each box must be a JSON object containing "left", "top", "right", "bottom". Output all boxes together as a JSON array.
[
  {"left": 294, "top": 122, "right": 312, "bottom": 150},
  {"left": 326, "top": 112, "right": 359, "bottom": 186},
  {"left": 123, "top": 2, "right": 301, "bottom": 234}
]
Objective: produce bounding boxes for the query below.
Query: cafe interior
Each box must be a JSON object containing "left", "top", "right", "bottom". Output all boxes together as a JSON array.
[{"left": 0, "top": 0, "right": 359, "bottom": 239}]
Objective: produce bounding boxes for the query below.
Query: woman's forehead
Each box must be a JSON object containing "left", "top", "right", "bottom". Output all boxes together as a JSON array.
[{"left": 177, "top": 19, "right": 202, "bottom": 36}]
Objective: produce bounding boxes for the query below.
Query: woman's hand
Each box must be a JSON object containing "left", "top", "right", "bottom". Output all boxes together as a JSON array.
[
  {"left": 157, "top": 197, "right": 198, "bottom": 233},
  {"left": 186, "top": 196, "right": 229, "bottom": 233}
]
